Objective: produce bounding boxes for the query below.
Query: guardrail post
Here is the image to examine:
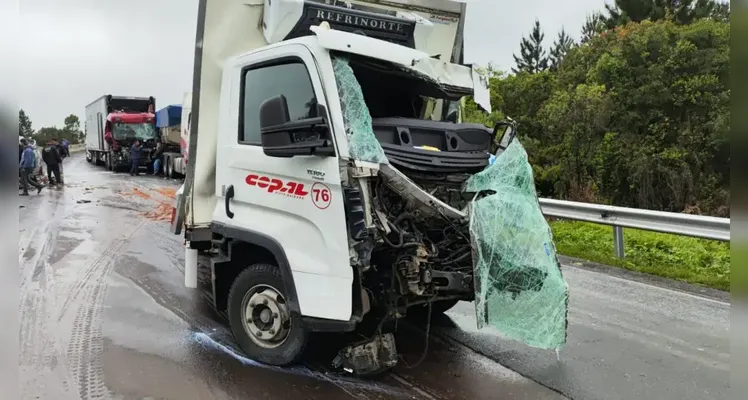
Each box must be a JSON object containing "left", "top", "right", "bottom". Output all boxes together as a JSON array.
[{"left": 613, "top": 226, "right": 625, "bottom": 259}]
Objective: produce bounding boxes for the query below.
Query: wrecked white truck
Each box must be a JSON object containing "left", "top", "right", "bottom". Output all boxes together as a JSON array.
[{"left": 170, "top": 0, "right": 568, "bottom": 375}]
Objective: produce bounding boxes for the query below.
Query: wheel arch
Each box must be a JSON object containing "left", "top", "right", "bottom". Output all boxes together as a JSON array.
[{"left": 211, "top": 223, "right": 300, "bottom": 315}]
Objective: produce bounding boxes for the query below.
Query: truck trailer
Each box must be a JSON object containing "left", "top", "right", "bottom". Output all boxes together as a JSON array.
[
  {"left": 170, "top": 0, "right": 568, "bottom": 375},
  {"left": 85, "top": 95, "right": 158, "bottom": 171},
  {"left": 155, "top": 105, "right": 187, "bottom": 178}
]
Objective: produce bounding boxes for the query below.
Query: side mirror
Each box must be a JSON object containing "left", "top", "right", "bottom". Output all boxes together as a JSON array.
[
  {"left": 259, "top": 95, "right": 336, "bottom": 158},
  {"left": 491, "top": 119, "right": 517, "bottom": 155},
  {"left": 444, "top": 101, "right": 460, "bottom": 123}
]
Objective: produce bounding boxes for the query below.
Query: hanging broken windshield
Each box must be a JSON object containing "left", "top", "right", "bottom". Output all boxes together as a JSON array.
[{"left": 465, "top": 139, "right": 569, "bottom": 350}]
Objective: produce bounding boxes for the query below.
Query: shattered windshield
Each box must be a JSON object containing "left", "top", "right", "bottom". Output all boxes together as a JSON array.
[
  {"left": 113, "top": 123, "right": 158, "bottom": 141},
  {"left": 330, "top": 53, "right": 467, "bottom": 163},
  {"left": 331, "top": 55, "right": 389, "bottom": 164},
  {"left": 465, "top": 140, "right": 569, "bottom": 349}
]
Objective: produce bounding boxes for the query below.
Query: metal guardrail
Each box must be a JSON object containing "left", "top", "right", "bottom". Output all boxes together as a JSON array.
[{"left": 538, "top": 198, "right": 731, "bottom": 259}]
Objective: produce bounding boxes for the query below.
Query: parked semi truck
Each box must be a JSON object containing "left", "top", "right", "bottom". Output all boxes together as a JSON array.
[
  {"left": 85, "top": 95, "right": 158, "bottom": 171},
  {"left": 155, "top": 105, "right": 187, "bottom": 178},
  {"left": 170, "top": 0, "right": 567, "bottom": 375}
]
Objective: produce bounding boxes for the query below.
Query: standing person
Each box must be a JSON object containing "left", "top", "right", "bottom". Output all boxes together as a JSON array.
[
  {"left": 60, "top": 138, "right": 70, "bottom": 155},
  {"left": 57, "top": 138, "right": 69, "bottom": 184},
  {"left": 151, "top": 142, "right": 164, "bottom": 176},
  {"left": 42, "top": 139, "right": 63, "bottom": 189},
  {"left": 129, "top": 140, "right": 142, "bottom": 176},
  {"left": 19, "top": 138, "right": 43, "bottom": 195}
]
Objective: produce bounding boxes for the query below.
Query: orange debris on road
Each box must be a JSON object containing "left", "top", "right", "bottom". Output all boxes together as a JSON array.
[
  {"left": 117, "top": 185, "right": 176, "bottom": 222},
  {"left": 153, "top": 187, "right": 177, "bottom": 199},
  {"left": 119, "top": 187, "right": 152, "bottom": 200}
]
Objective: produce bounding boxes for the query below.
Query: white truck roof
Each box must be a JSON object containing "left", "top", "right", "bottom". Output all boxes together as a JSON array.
[{"left": 184, "top": 0, "right": 472, "bottom": 228}]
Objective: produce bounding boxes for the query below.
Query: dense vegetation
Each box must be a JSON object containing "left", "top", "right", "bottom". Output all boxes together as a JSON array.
[
  {"left": 466, "top": 0, "right": 730, "bottom": 217},
  {"left": 463, "top": 0, "right": 731, "bottom": 290}
]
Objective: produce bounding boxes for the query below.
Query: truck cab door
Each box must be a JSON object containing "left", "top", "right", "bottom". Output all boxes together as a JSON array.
[{"left": 213, "top": 44, "right": 353, "bottom": 322}]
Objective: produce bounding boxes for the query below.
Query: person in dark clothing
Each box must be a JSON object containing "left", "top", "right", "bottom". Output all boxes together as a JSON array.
[
  {"left": 19, "top": 138, "right": 43, "bottom": 195},
  {"left": 130, "top": 140, "right": 142, "bottom": 176},
  {"left": 42, "top": 139, "right": 63, "bottom": 188},
  {"left": 56, "top": 140, "right": 68, "bottom": 183}
]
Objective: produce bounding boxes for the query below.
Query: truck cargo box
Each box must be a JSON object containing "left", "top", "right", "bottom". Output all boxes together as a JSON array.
[{"left": 156, "top": 105, "right": 183, "bottom": 128}]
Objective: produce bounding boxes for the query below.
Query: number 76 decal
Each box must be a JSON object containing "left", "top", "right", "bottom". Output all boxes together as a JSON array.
[{"left": 311, "top": 183, "right": 332, "bottom": 210}]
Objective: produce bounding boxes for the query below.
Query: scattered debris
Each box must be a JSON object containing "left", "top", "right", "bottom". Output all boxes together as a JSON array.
[
  {"left": 116, "top": 185, "right": 176, "bottom": 222},
  {"left": 118, "top": 187, "right": 151, "bottom": 200},
  {"left": 76, "top": 199, "right": 92, "bottom": 204}
]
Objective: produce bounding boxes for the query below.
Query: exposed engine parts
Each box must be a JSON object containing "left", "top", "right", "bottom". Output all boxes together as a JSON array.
[
  {"left": 332, "top": 333, "right": 399, "bottom": 376},
  {"left": 351, "top": 170, "right": 475, "bottom": 315}
]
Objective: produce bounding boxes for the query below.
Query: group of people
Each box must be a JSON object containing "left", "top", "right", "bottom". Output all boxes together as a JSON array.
[{"left": 18, "top": 137, "right": 69, "bottom": 196}]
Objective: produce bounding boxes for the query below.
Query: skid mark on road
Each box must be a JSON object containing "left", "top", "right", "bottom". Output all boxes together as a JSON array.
[
  {"left": 19, "top": 195, "right": 75, "bottom": 398},
  {"left": 62, "top": 219, "right": 146, "bottom": 400}
]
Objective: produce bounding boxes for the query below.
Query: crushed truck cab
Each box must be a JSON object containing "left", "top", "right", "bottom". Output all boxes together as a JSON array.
[{"left": 173, "top": 0, "right": 568, "bottom": 375}]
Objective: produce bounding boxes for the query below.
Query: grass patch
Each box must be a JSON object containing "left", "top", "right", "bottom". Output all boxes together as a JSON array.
[{"left": 549, "top": 220, "right": 730, "bottom": 291}]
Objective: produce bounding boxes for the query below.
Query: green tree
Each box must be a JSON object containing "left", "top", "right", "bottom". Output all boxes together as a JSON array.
[
  {"left": 537, "top": 84, "right": 612, "bottom": 201},
  {"left": 512, "top": 19, "right": 549, "bottom": 74},
  {"left": 63, "top": 114, "right": 82, "bottom": 143},
  {"left": 19, "top": 109, "right": 33, "bottom": 137},
  {"left": 581, "top": 12, "right": 606, "bottom": 43},
  {"left": 708, "top": 1, "right": 729, "bottom": 22},
  {"left": 34, "top": 127, "right": 63, "bottom": 144},
  {"left": 467, "top": 17, "right": 730, "bottom": 216},
  {"left": 549, "top": 28, "right": 575, "bottom": 71},
  {"left": 604, "top": 0, "right": 724, "bottom": 27}
]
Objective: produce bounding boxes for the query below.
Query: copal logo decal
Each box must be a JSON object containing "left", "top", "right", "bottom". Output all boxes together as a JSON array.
[{"left": 246, "top": 174, "right": 309, "bottom": 199}]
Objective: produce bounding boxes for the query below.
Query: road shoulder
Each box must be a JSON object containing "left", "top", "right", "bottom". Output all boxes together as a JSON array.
[{"left": 558, "top": 255, "right": 730, "bottom": 303}]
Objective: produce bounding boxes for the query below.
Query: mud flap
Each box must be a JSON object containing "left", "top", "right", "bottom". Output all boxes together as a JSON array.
[{"left": 465, "top": 140, "right": 569, "bottom": 350}]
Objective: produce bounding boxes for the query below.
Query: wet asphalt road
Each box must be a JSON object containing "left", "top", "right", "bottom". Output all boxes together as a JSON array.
[{"left": 19, "top": 153, "right": 729, "bottom": 400}]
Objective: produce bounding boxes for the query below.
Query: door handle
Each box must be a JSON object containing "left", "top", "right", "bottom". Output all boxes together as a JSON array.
[{"left": 225, "top": 185, "right": 235, "bottom": 219}]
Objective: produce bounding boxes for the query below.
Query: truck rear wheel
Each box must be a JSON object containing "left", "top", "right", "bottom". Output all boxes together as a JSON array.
[{"left": 227, "top": 263, "right": 308, "bottom": 366}]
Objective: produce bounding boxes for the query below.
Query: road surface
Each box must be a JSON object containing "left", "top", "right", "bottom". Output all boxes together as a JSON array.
[{"left": 19, "top": 153, "right": 729, "bottom": 400}]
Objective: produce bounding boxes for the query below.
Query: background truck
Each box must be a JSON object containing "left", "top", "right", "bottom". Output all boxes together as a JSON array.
[
  {"left": 170, "top": 0, "right": 564, "bottom": 376},
  {"left": 155, "top": 105, "right": 187, "bottom": 178},
  {"left": 85, "top": 95, "right": 158, "bottom": 172}
]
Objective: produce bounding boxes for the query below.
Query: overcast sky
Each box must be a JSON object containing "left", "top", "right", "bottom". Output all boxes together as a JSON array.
[{"left": 20, "top": 0, "right": 606, "bottom": 129}]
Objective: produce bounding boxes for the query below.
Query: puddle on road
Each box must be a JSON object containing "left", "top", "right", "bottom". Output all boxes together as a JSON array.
[{"left": 192, "top": 331, "right": 413, "bottom": 398}]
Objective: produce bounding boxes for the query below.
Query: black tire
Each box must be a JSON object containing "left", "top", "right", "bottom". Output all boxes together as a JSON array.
[
  {"left": 86, "top": 151, "right": 92, "bottom": 163},
  {"left": 227, "top": 263, "right": 308, "bottom": 366},
  {"left": 168, "top": 162, "right": 178, "bottom": 179}
]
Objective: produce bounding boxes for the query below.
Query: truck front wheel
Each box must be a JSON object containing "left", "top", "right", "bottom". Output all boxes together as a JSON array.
[{"left": 227, "top": 263, "right": 308, "bottom": 366}]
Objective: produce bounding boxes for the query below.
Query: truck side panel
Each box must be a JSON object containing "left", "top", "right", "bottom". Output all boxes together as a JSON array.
[
  {"left": 185, "top": 0, "right": 466, "bottom": 229},
  {"left": 85, "top": 97, "right": 108, "bottom": 153},
  {"left": 186, "top": 0, "right": 270, "bottom": 228}
]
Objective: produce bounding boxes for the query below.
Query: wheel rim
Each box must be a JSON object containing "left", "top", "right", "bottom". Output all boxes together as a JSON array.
[{"left": 240, "top": 284, "right": 291, "bottom": 349}]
